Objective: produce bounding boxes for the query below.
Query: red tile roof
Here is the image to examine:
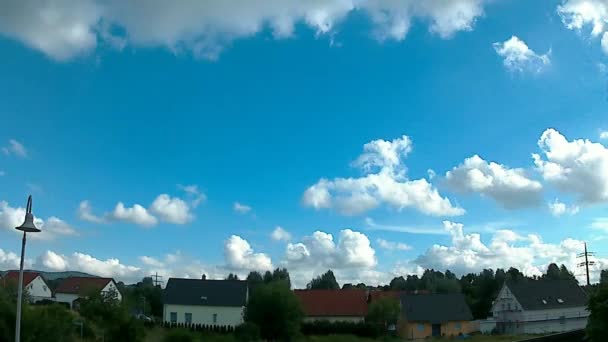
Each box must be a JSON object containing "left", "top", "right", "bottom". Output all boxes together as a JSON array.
[
  {"left": 55, "top": 277, "right": 113, "bottom": 295},
  {"left": 295, "top": 289, "right": 368, "bottom": 317},
  {"left": 3, "top": 271, "right": 41, "bottom": 287}
]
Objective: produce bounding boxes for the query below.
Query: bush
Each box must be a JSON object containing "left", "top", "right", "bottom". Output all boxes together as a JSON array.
[
  {"left": 163, "top": 328, "right": 199, "bottom": 342},
  {"left": 235, "top": 322, "right": 260, "bottom": 341}
]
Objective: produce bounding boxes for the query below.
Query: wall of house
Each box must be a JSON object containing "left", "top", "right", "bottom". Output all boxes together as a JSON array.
[
  {"left": 398, "top": 321, "right": 473, "bottom": 339},
  {"left": 303, "top": 316, "right": 364, "bottom": 323},
  {"left": 25, "top": 276, "right": 52, "bottom": 302},
  {"left": 101, "top": 281, "right": 122, "bottom": 302},
  {"left": 163, "top": 304, "right": 245, "bottom": 327},
  {"left": 55, "top": 293, "right": 79, "bottom": 308}
]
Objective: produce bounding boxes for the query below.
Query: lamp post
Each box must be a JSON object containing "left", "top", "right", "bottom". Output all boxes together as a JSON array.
[{"left": 14, "top": 195, "right": 40, "bottom": 342}]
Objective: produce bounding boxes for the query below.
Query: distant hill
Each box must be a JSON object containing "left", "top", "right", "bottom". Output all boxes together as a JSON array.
[{"left": 0, "top": 270, "right": 97, "bottom": 280}]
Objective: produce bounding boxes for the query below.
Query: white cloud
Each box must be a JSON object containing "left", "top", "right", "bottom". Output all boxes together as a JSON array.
[
  {"left": 0, "top": 0, "right": 489, "bottom": 61},
  {"left": 365, "top": 217, "right": 447, "bottom": 235},
  {"left": 178, "top": 184, "right": 206, "bottom": 207},
  {"left": 37, "top": 250, "right": 69, "bottom": 271},
  {"left": 2, "top": 139, "right": 28, "bottom": 158},
  {"left": 533, "top": 128, "right": 608, "bottom": 204},
  {"left": 493, "top": 36, "right": 550, "bottom": 73},
  {"left": 404, "top": 220, "right": 608, "bottom": 284},
  {"left": 558, "top": 0, "right": 608, "bottom": 53},
  {"left": 138, "top": 255, "right": 165, "bottom": 268},
  {"left": 36, "top": 250, "right": 142, "bottom": 280},
  {"left": 376, "top": 238, "right": 412, "bottom": 251},
  {"left": 0, "top": 200, "right": 77, "bottom": 240},
  {"left": 150, "top": 194, "right": 193, "bottom": 224},
  {"left": 591, "top": 217, "right": 608, "bottom": 232},
  {"left": 80, "top": 193, "right": 195, "bottom": 226},
  {"left": 600, "top": 131, "right": 608, "bottom": 140},
  {"left": 446, "top": 154, "right": 543, "bottom": 209},
  {"left": 0, "top": 248, "right": 23, "bottom": 270},
  {"left": 233, "top": 202, "right": 252, "bottom": 214},
  {"left": 285, "top": 229, "right": 377, "bottom": 269},
  {"left": 271, "top": 226, "right": 291, "bottom": 242},
  {"left": 303, "top": 135, "right": 464, "bottom": 217},
  {"left": 548, "top": 199, "right": 580, "bottom": 216},
  {"left": 78, "top": 200, "right": 106, "bottom": 223},
  {"left": 224, "top": 235, "right": 273, "bottom": 271},
  {"left": 110, "top": 202, "right": 158, "bottom": 226}
]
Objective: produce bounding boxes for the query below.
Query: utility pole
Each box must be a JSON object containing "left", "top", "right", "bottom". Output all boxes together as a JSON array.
[
  {"left": 150, "top": 272, "right": 163, "bottom": 287},
  {"left": 577, "top": 242, "right": 596, "bottom": 286}
]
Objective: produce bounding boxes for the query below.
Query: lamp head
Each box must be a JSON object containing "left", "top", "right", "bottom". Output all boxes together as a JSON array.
[{"left": 15, "top": 195, "right": 40, "bottom": 233}]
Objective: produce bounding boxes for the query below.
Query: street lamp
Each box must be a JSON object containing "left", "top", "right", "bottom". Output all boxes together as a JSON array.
[{"left": 14, "top": 195, "right": 40, "bottom": 342}]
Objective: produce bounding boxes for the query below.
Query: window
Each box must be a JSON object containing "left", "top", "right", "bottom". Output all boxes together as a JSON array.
[
  {"left": 502, "top": 303, "right": 505, "bottom": 310},
  {"left": 43, "top": 285, "right": 47, "bottom": 292},
  {"left": 170, "top": 312, "right": 177, "bottom": 323},
  {"left": 542, "top": 299, "right": 547, "bottom": 305},
  {"left": 185, "top": 313, "right": 192, "bottom": 324},
  {"left": 213, "top": 313, "right": 218, "bottom": 324},
  {"left": 557, "top": 298, "right": 564, "bottom": 304},
  {"left": 417, "top": 324, "right": 424, "bottom": 332},
  {"left": 454, "top": 322, "right": 461, "bottom": 330},
  {"left": 507, "top": 303, "right": 511, "bottom": 311}
]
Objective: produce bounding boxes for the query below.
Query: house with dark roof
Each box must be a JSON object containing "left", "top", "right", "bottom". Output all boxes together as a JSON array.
[
  {"left": 55, "top": 277, "right": 122, "bottom": 309},
  {"left": 294, "top": 289, "right": 368, "bottom": 323},
  {"left": 163, "top": 278, "right": 248, "bottom": 327},
  {"left": 491, "top": 279, "right": 589, "bottom": 334},
  {"left": 2, "top": 271, "right": 52, "bottom": 303},
  {"left": 398, "top": 293, "right": 474, "bottom": 339}
]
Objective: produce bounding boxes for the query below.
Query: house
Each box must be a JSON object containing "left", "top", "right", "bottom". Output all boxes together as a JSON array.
[
  {"left": 55, "top": 277, "right": 122, "bottom": 309},
  {"left": 398, "top": 293, "right": 474, "bottom": 339},
  {"left": 294, "top": 289, "right": 368, "bottom": 323},
  {"left": 2, "top": 271, "right": 53, "bottom": 303},
  {"left": 163, "top": 278, "right": 248, "bottom": 327},
  {"left": 491, "top": 279, "right": 589, "bottom": 334}
]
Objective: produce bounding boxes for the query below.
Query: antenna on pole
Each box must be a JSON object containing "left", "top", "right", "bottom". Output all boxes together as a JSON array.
[
  {"left": 150, "top": 272, "right": 163, "bottom": 287},
  {"left": 577, "top": 242, "right": 596, "bottom": 286}
]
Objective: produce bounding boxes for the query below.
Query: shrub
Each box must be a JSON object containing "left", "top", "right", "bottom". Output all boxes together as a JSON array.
[{"left": 235, "top": 322, "right": 260, "bottom": 341}]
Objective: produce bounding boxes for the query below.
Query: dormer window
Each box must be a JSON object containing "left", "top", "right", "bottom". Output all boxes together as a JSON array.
[
  {"left": 557, "top": 298, "right": 564, "bottom": 304},
  {"left": 542, "top": 299, "right": 547, "bottom": 304}
]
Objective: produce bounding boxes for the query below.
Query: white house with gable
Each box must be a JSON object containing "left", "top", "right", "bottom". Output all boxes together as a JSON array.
[
  {"left": 491, "top": 279, "right": 589, "bottom": 334},
  {"left": 2, "top": 271, "right": 53, "bottom": 303},
  {"left": 55, "top": 277, "right": 122, "bottom": 310},
  {"left": 163, "top": 278, "right": 248, "bottom": 327}
]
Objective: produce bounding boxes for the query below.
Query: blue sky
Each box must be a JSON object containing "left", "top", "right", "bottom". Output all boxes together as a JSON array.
[{"left": 1, "top": 0, "right": 608, "bottom": 287}]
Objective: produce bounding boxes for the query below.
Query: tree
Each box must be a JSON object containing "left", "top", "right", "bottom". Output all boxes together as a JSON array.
[
  {"left": 272, "top": 268, "right": 291, "bottom": 288},
  {"left": 226, "top": 273, "right": 240, "bottom": 281},
  {"left": 544, "top": 263, "right": 561, "bottom": 280},
  {"left": 307, "top": 270, "right": 339, "bottom": 290},
  {"left": 559, "top": 264, "right": 576, "bottom": 282},
  {"left": 366, "top": 297, "right": 400, "bottom": 329},
  {"left": 506, "top": 267, "right": 524, "bottom": 282},
  {"left": 601, "top": 270, "right": 608, "bottom": 285},
  {"left": 246, "top": 281, "right": 303, "bottom": 341},
  {"left": 247, "top": 271, "right": 263, "bottom": 286},
  {"left": 587, "top": 285, "right": 608, "bottom": 341},
  {"left": 263, "top": 270, "right": 273, "bottom": 283},
  {"left": 389, "top": 276, "right": 406, "bottom": 290}
]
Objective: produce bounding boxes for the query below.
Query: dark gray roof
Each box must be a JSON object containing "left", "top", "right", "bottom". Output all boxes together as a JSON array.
[
  {"left": 506, "top": 280, "right": 588, "bottom": 311},
  {"left": 401, "top": 293, "right": 473, "bottom": 324},
  {"left": 163, "top": 278, "right": 247, "bottom": 307}
]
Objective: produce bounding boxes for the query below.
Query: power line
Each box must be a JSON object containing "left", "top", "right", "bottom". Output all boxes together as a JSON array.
[
  {"left": 150, "top": 272, "right": 163, "bottom": 287},
  {"left": 577, "top": 242, "right": 596, "bottom": 286}
]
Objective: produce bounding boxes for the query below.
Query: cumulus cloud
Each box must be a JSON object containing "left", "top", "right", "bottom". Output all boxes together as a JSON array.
[
  {"left": 79, "top": 193, "right": 195, "bottom": 226},
  {"left": 233, "top": 202, "right": 252, "bottom": 214},
  {"left": 376, "top": 238, "right": 412, "bottom": 251},
  {"left": 2, "top": 139, "right": 28, "bottom": 158},
  {"left": 0, "top": 248, "right": 23, "bottom": 270},
  {"left": 601, "top": 131, "right": 608, "bottom": 140},
  {"left": 533, "top": 128, "right": 608, "bottom": 204},
  {"left": 285, "top": 229, "right": 377, "bottom": 269},
  {"left": 35, "top": 250, "right": 142, "bottom": 281},
  {"left": 303, "top": 135, "right": 464, "bottom": 217},
  {"left": 445, "top": 154, "right": 543, "bottom": 209},
  {"left": 558, "top": 0, "right": 608, "bottom": 53},
  {"left": 0, "top": 200, "right": 77, "bottom": 240},
  {"left": 271, "top": 226, "right": 291, "bottom": 242},
  {"left": 224, "top": 235, "right": 273, "bottom": 271},
  {"left": 150, "top": 194, "right": 193, "bottom": 224},
  {"left": 110, "top": 202, "right": 158, "bottom": 226},
  {"left": 493, "top": 36, "right": 550, "bottom": 73},
  {"left": 548, "top": 199, "right": 580, "bottom": 216},
  {"left": 0, "top": 0, "right": 489, "bottom": 61}
]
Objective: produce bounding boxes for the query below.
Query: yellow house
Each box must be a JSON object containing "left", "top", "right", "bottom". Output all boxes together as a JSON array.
[{"left": 398, "top": 293, "right": 474, "bottom": 339}]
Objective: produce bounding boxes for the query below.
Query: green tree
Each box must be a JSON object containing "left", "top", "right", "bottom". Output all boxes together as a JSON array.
[
  {"left": 307, "top": 270, "right": 339, "bottom": 290},
  {"left": 599, "top": 269, "right": 608, "bottom": 285},
  {"left": 226, "top": 273, "right": 240, "bottom": 280},
  {"left": 587, "top": 285, "right": 608, "bottom": 341},
  {"left": 389, "top": 276, "right": 406, "bottom": 290},
  {"left": 366, "top": 297, "right": 400, "bottom": 329},
  {"left": 272, "top": 268, "right": 291, "bottom": 288},
  {"left": 506, "top": 267, "right": 524, "bottom": 282},
  {"left": 246, "top": 281, "right": 303, "bottom": 341},
  {"left": 544, "top": 263, "right": 561, "bottom": 280}
]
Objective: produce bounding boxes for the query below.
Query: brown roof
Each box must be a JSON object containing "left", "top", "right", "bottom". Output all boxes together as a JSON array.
[
  {"left": 3, "top": 271, "right": 42, "bottom": 287},
  {"left": 295, "top": 289, "right": 368, "bottom": 317},
  {"left": 55, "top": 277, "right": 114, "bottom": 295}
]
